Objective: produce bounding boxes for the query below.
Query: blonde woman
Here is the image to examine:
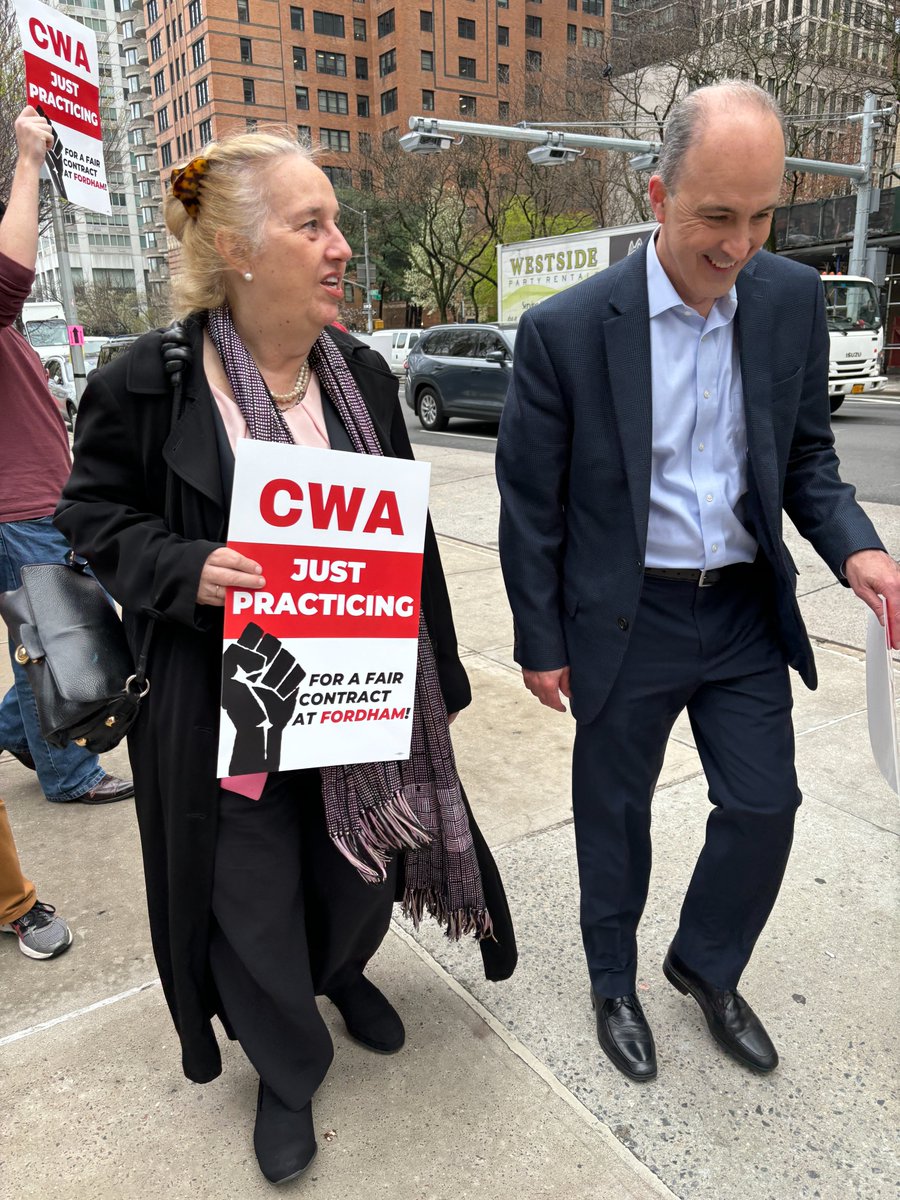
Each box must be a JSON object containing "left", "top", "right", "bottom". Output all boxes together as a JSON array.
[{"left": 57, "top": 131, "right": 515, "bottom": 1185}]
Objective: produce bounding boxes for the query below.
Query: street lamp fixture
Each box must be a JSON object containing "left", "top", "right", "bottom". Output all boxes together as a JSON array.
[{"left": 628, "top": 152, "right": 659, "bottom": 171}]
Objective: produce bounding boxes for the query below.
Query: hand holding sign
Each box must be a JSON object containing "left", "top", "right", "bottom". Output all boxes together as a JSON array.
[
  {"left": 15, "top": 104, "right": 53, "bottom": 166},
  {"left": 222, "top": 622, "right": 306, "bottom": 774}
]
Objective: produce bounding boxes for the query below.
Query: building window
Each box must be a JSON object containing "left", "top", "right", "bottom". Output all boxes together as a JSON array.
[
  {"left": 242, "top": 77, "right": 255, "bottom": 103},
  {"left": 458, "top": 17, "right": 475, "bottom": 38},
  {"left": 297, "top": 124, "right": 311, "bottom": 144},
  {"left": 160, "top": 141, "right": 172, "bottom": 166},
  {"left": 499, "top": 99, "right": 509, "bottom": 120},
  {"left": 525, "top": 49, "right": 542, "bottom": 71},
  {"left": 420, "top": 10, "right": 433, "bottom": 33},
  {"left": 296, "top": 85, "right": 309, "bottom": 109},
  {"left": 459, "top": 95, "right": 476, "bottom": 116},
  {"left": 498, "top": 62, "right": 509, "bottom": 83},
  {"left": 126, "top": 74, "right": 140, "bottom": 95},
  {"left": 525, "top": 15, "right": 542, "bottom": 36},
  {"left": 147, "top": 0, "right": 158, "bottom": 22},
  {"left": 568, "top": 0, "right": 577, "bottom": 7},
  {"left": 320, "top": 127, "right": 350, "bottom": 152},
  {"left": 318, "top": 89, "right": 349, "bottom": 114},
  {"left": 195, "top": 77, "right": 209, "bottom": 106},
  {"left": 293, "top": 46, "right": 307, "bottom": 70},
  {"left": 459, "top": 56, "right": 476, "bottom": 78},
  {"left": 582, "top": 27, "right": 602, "bottom": 47},
  {"left": 153, "top": 70, "right": 166, "bottom": 96},
  {"left": 157, "top": 106, "right": 169, "bottom": 130},
  {"left": 321, "top": 165, "right": 351, "bottom": 188},
  {"left": 498, "top": 25, "right": 509, "bottom": 46},
  {"left": 313, "top": 10, "right": 345, "bottom": 37},
  {"left": 422, "top": 88, "right": 434, "bottom": 111},
  {"left": 421, "top": 49, "right": 433, "bottom": 71},
  {"left": 567, "top": 23, "right": 576, "bottom": 41},
  {"left": 355, "top": 56, "right": 368, "bottom": 79},
  {"left": 357, "top": 94, "right": 369, "bottom": 116},
  {"left": 379, "top": 49, "right": 396, "bottom": 76},
  {"left": 583, "top": 0, "right": 603, "bottom": 12},
  {"left": 525, "top": 83, "right": 541, "bottom": 107},
  {"left": 130, "top": 100, "right": 143, "bottom": 121},
  {"left": 353, "top": 16, "right": 366, "bottom": 40},
  {"left": 359, "top": 132, "right": 371, "bottom": 153},
  {"left": 377, "top": 9, "right": 395, "bottom": 37},
  {"left": 290, "top": 6, "right": 304, "bottom": 31},
  {"left": 191, "top": 37, "right": 206, "bottom": 67},
  {"left": 199, "top": 117, "right": 212, "bottom": 142},
  {"left": 239, "top": 37, "right": 252, "bottom": 62},
  {"left": 237, "top": 0, "right": 249, "bottom": 20},
  {"left": 380, "top": 87, "right": 397, "bottom": 114},
  {"left": 150, "top": 33, "right": 161, "bottom": 59},
  {"left": 316, "top": 50, "right": 347, "bottom": 75},
  {"left": 187, "top": 0, "right": 201, "bottom": 28}
]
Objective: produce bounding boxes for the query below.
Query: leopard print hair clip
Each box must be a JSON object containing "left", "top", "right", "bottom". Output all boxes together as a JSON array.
[{"left": 170, "top": 156, "right": 210, "bottom": 219}]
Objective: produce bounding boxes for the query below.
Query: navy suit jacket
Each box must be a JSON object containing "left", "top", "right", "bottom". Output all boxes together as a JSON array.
[{"left": 496, "top": 244, "right": 884, "bottom": 725}]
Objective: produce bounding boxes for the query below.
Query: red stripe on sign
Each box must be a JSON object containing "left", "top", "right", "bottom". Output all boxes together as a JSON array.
[
  {"left": 223, "top": 542, "right": 424, "bottom": 640},
  {"left": 24, "top": 52, "right": 102, "bottom": 140}
]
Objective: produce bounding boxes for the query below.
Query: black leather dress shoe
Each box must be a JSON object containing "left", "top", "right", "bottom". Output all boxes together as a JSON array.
[
  {"left": 70, "top": 775, "right": 135, "bottom": 804},
  {"left": 253, "top": 1082, "right": 317, "bottom": 1185},
  {"left": 326, "top": 975, "right": 405, "bottom": 1054},
  {"left": 592, "top": 990, "right": 657, "bottom": 1081},
  {"left": 663, "top": 946, "right": 778, "bottom": 1073}
]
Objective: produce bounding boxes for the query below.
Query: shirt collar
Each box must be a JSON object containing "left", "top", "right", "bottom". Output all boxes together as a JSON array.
[{"left": 646, "top": 227, "right": 738, "bottom": 326}]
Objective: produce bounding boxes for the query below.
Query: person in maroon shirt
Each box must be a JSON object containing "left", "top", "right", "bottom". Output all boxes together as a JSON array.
[{"left": 0, "top": 106, "right": 133, "bottom": 804}]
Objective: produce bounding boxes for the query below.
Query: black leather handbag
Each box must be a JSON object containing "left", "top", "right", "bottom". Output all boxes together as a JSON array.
[
  {"left": 0, "top": 557, "right": 148, "bottom": 752},
  {"left": 0, "top": 324, "right": 192, "bottom": 754}
]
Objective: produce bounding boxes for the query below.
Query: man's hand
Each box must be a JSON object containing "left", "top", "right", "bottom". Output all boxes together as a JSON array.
[
  {"left": 15, "top": 106, "right": 53, "bottom": 169},
  {"left": 522, "top": 666, "right": 572, "bottom": 713},
  {"left": 197, "top": 546, "right": 265, "bottom": 605},
  {"left": 844, "top": 549, "right": 900, "bottom": 649}
]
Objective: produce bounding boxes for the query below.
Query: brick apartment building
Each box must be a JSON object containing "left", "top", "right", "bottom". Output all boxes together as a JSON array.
[{"left": 144, "top": 0, "right": 613, "bottom": 190}]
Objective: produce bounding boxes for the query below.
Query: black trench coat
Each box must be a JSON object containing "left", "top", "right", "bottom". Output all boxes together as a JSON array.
[{"left": 56, "top": 320, "right": 516, "bottom": 1084}]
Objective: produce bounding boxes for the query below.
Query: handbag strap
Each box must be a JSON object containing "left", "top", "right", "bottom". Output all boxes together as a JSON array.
[{"left": 129, "top": 323, "right": 194, "bottom": 692}]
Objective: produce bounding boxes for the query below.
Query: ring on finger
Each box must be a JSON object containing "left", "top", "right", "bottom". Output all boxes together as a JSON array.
[{"left": 216, "top": 584, "right": 222, "bottom": 599}]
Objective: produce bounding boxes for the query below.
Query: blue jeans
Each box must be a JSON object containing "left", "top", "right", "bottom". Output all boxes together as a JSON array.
[{"left": 0, "top": 517, "right": 107, "bottom": 801}]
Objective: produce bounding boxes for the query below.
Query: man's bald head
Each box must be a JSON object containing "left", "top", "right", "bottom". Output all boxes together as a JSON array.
[{"left": 656, "top": 81, "right": 786, "bottom": 191}]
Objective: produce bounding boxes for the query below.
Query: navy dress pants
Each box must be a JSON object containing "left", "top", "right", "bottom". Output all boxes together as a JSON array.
[
  {"left": 209, "top": 769, "right": 397, "bottom": 1111},
  {"left": 573, "top": 563, "right": 801, "bottom": 998}
]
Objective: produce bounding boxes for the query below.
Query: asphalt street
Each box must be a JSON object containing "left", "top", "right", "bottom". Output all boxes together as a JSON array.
[{"left": 401, "top": 378, "right": 900, "bottom": 504}]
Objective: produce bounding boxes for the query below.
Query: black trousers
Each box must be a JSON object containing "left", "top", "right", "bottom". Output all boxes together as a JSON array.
[
  {"left": 573, "top": 564, "right": 801, "bottom": 998},
  {"left": 209, "top": 770, "right": 397, "bottom": 1110}
]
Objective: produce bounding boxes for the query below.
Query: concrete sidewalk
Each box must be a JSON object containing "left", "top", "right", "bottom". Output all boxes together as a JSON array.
[{"left": 1, "top": 442, "right": 898, "bottom": 1200}]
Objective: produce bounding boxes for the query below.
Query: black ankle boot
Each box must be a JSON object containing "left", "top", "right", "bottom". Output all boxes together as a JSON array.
[
  {"left": 253, "top": 1081, "right": 317, "bottom": 1185},
  {"left": 326, "top": 975, "right": 405, "bottom": 1054}
]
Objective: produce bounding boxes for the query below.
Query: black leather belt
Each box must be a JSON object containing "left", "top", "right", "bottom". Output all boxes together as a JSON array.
[{"left": 644, "top": 566, "right": 726, "bottom": 587}]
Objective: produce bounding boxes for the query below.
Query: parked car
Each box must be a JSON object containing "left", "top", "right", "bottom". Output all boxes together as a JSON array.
[
  {"left": 404, "top": 324, "right": 517, "bottom": 431},
  {"left": 94, "top": 334, "right": 139, "bottom": 371},
  {"left": 359, "top": 328, "right": 423, "bottom": 376},
  {"left": 43, "top": 353, "right": 78, "bottom": 429}
]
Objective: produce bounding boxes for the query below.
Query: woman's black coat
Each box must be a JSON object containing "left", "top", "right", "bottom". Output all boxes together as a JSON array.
[{"left": 56, "top": 321, "right": 516, "bottom": 1084}]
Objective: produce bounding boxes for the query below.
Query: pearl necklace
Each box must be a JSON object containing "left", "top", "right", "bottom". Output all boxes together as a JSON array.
[{"left": 268, "top": 360, "right": 311, "bottom": 411}]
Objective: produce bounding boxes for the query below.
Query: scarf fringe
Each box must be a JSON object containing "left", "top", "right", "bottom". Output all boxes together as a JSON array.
[
  {"left": 402, "top": 886, "right": 495, "bottom": 943},
  {"left": 331, "top": 791, "right": 432, "bottom": 885}
]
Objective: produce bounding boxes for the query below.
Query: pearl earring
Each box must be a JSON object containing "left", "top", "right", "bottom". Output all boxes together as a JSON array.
[{"left": 243, "top": 271, "right": 253, "bottom": 282}]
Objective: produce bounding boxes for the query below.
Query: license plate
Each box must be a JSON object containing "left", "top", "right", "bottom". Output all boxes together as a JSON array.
[{"left": 851, "top": 384, "right": 864, "bottom": 394}]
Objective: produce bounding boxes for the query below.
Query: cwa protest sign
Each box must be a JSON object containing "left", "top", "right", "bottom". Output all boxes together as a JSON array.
[
  {"left": 15, "top": 0, "right": 111, "bottom": 215},
  {"left": 218, "top": 440, "right": 431, "bottom": 776}
]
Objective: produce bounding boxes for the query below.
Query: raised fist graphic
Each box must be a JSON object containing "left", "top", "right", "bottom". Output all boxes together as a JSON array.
[{"left": 222, "top": 622, "right": 306, "bottom": 773}]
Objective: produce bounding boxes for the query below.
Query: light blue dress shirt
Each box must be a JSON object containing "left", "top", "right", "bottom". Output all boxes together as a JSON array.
[{"left": 644, "top": 230, "right": 758, "bottom": 569}]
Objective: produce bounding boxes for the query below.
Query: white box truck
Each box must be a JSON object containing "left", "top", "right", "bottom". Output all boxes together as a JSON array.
[{"left": 497, "top": 226, "right": 887, "bottom": 413}]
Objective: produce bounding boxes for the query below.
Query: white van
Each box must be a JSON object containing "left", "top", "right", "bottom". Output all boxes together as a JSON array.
[{"left": 359, "top": 328, "right": 423, "bottom": 376}]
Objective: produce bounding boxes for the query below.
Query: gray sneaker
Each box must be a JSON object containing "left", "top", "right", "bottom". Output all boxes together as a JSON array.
[{"left": 1, "top": 900, "right": 73, "bottom": 960}]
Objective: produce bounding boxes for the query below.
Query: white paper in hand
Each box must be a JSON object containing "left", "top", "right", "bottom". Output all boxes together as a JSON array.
[{"left": 865, "top": 599, "right": 899, "bottom": 796}]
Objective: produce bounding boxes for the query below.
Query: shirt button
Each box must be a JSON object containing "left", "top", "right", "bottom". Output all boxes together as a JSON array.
[
  {"left": 706, "top": 494, "right": 713, "bottom": 503},
  {"left": 703, "top": 389, "right": 710, "bottom": 398},
  {"left": 698, "top": 443, "right": 705, "bottom": 451},
  {"left": 712, "top": 543, "right": 719, "bottom": 552},
  {"left": 617, "top": 617, "right": 629, "bottom": 631}
]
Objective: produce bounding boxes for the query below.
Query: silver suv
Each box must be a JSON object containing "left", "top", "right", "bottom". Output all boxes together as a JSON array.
[{"left": 404, "top": 323, "right": 517, "bottom": 431}]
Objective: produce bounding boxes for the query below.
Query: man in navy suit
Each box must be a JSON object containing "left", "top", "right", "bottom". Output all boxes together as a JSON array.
[{"left": 496, "top": 81, "right": 899, "bottom": 1081}]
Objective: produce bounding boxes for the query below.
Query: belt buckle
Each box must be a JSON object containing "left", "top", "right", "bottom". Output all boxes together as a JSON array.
[{"left": 697, "top": 569, "right": 715, "bottom": 588}]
